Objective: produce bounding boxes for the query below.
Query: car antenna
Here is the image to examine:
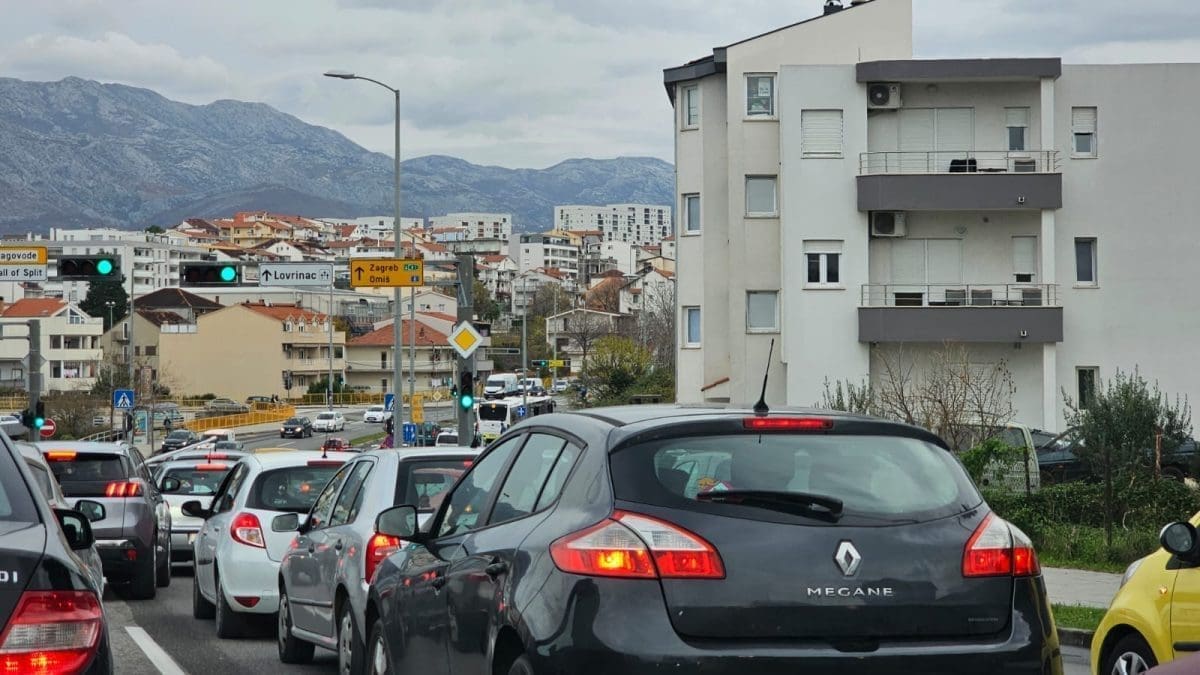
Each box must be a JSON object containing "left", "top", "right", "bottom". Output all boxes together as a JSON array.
[{"left": 752, "top": 339, "right": 775, "bottom": 417}]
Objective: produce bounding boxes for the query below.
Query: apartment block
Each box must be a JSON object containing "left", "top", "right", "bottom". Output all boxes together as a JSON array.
[
  {"left": 555, "top": 204, "right": 672, "bottom": 246},
  {"left": 0, "top": 299, "right": 104, "bottom": 392},
  {"left": 428, "top": 213, "right": 514, "bottom": 243},
  {"left": 46, "top": 228, "right": 211, "bottom": 300}
]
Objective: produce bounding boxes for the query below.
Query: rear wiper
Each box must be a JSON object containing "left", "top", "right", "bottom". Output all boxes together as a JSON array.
[{"left": 696, "top": 490, "right": 844, "bottom": 520}]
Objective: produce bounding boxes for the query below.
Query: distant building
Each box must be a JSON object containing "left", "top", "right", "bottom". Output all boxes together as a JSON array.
[
  {"left": 46, "top": 228, "right": 211, "bottom": 300},
  {"left": 555, "top": 204, "right": 672, "bottom": 246},
  {"left": 428, "top": 213, "right": 514, "bottom": 244},
  {"left": 0, "top": 299, "right": 104, "bottom": 392}
]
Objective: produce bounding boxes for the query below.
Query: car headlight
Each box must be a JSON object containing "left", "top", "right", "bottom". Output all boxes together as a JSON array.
[{"left": 1120, "top": 557, "right": 1145, "bottom": 589}]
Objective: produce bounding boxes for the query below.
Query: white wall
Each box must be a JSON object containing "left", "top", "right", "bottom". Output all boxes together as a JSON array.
[
  {"left": 866, "top": 81, "right": 1044, "bottom": 153},
  {"left": 868, "top": 212, "right": 1041, "bottom": 284}
]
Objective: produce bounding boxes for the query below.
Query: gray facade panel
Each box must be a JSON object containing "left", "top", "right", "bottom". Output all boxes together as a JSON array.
[
  {"left": 858, "top": 307, "right": 1064, "bottom": 343},
  {"left": 857, "top": 174, "right": 1062, "bottom": 211},
  {"left": 856, "top": 58, "right": 1062, "bottom": 82}
]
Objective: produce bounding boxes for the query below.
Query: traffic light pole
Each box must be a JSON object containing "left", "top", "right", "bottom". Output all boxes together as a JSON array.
[
  {"left": 456, "top": 254, "right": 475, "bottom": 444},
  {"left": 27, "top": 320, "right": 41, "bottom": 434}
]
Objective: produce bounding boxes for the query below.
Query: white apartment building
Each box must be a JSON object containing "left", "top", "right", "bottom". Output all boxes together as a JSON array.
[
  {"left": 555, "top": 204, "right": 672, "bottom": 246},
  {"left": 46, "top": 228, "right": 210, "bottom": 300},
  {"left": 515, "top": 233, "right": 580, "bottom": 286},
  {"left": 323, "top": 217, "right": 425, "bottom": 241},
  {"left": 666, "top": 0, "right": 1200, "bottom": 433},
  {"left": 428, "top": 213, "right": 514, "bottom": 244},
  {"left": 0, "top": 299, "right": 104, "bottom": 392}
]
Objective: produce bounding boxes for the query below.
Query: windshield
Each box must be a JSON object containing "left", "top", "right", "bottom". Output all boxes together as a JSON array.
[
  {"left": 610, "top": 434, "right": 980, "bottom": 526},
  {"left": 214, "top": 442, "right": 241, "bottom": 451},
  {"left": 478, "top": 404, "right": 508, "bottom": 422},
  {"left": 395, "top": 459, "right": 471, "bottom": 512},
  {"left": 284, "top": 418, "right": 305, "bottom": 425},
  {"left": 317, "top": 413, "right": 335, "bottom": 420},
  {"left": 166, "top": 430, "right": 192, "bottom": 440},
  {"left": 485, "top": 377, "right": 508, "bottom": 388},
  {"left": 368, "top": 406, "right": 383, "bottom": 412},
  {"left": 246, "top": 465, "right": 343, "bottom": 513},
  {"left": 163, "top": 466, "right": 231, "bottom": 495}
]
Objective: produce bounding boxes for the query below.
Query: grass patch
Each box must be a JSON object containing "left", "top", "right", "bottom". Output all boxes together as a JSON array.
[
  {"left": 350, "top": 431, "right": 387, "bottom": 446},
  {"left": 1029, "top": 524, "right": 1158, "bottom": 574},
  {"left": 1053, "top": 604, "right": 1107, "bottom": 632}
]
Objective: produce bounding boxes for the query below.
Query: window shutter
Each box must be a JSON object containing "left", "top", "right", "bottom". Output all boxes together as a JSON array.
[
  {"left": 1072, "top": 107, "right": 1097, "bottom": 133},
  {"left": 934, "top": 108, "right": 974, "bottom": 152},
  {"left": 1012, "top": 236, "right": 1037, "bottom": 276},
  {"left": 1005, "top": 107, "right": 1030, "bottom": 128},
  {"left": 801, "top": 110, "right": 843, "bottom": 157}
]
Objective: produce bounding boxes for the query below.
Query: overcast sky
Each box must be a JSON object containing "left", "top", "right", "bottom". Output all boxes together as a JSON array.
[{"left": 2, "top": 0, "right": 1199, "bottom": 168}]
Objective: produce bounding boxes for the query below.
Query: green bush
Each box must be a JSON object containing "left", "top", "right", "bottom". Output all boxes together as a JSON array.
[{"left": 960, "top": 438, "right": 1023, "bottom": 486}]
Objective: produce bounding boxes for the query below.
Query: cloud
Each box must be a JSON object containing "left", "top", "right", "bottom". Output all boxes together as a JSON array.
[{"left": 0, "top": 31, "right": 231, "bottom": 100}]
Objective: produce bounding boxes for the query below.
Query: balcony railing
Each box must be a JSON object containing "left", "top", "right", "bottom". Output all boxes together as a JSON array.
[
  {"left": 859, "top": 150, "right": 1060, "bottom": 175},
  {"left": 861, "top": 284, "right": 1060, "bottom": 308}
]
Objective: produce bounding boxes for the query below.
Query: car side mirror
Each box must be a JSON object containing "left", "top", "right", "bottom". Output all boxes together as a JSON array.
[
  {"left": 1161, "top": 522, "right": 1199, "bottom": 559},
  {"left": 376, "top": 505, "right": 418, "bottom": 539},
  {"left": 55, "top": 509, "right": 95, "bottom": 551},
  {"left": 181, "top": 500, "right": 208, "bottom": 519},
  {"left": 74, "top": 500, "right": 106, "bottom": 523},
  {"left": 272, "top": 513, "right": 300, "bottom": 533},
  {"left": 160, "top": 477, "right": 182, "bottom": 493}
]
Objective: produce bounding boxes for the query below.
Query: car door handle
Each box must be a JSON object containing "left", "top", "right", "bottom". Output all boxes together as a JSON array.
[
  {"left": 485, "top": 561, "right": 508, "bottom": 578},
  {"left": 431, "top": 575, "right": 448, "bottom": 590}
]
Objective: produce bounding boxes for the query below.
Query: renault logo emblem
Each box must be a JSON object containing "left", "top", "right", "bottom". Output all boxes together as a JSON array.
[{"left": 834, "top": 541, "right": 861, "bottom": 577}]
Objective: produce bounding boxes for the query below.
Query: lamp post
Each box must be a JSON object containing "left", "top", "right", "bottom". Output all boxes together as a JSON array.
[
  {"left": 324, "top": 69, "right": 406, "bottom": 427},
  {"left": 104, "top": 301, "right": 116, "bottom": 333}
]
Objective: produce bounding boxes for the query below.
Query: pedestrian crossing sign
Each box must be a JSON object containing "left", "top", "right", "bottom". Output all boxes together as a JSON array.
[{"left": 113, "top": 389, "right": 135, "bottom": 410}]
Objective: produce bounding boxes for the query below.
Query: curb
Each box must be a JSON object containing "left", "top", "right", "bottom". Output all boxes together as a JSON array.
[{"left": 1058, "top": 627, "right": 1094, "bottom": 648}]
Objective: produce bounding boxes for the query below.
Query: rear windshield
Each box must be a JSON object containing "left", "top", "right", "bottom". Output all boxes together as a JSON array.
[
  {"left": 610, "top": 434, "right": 980, "bottom": 526},
  {"left": 47, "top": 453, "right": 129, "bottom": 489},
  {"left": 316, "top": 414, "right": 335, "bottom": 420},
  {"left": 395, "top": 459, "right": 471, "bottom": 512},
  {"left": 166, "top": 430, "right": 192, "bottom": 440},
  {"left": 246, "top": 465, "right": 342, "bottom": 513},
  {"left": 478, "top": 405, "right": 508, "bottom": 422},
  {"left": 163, "top": 467, "right": 232, "bottom": 495}
]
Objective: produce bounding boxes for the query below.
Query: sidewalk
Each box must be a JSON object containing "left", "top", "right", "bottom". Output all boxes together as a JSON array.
[{"left": 1043, "top": 566, "right": 1122, "bottom": 609}]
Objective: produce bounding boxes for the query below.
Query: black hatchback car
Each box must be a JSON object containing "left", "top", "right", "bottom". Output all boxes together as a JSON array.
[
  {"left": 281, "top": 417, "right": 313, "bottom": 439},
  {"left": 362, "top": 406, "right": 1061, "bottom": 674}
]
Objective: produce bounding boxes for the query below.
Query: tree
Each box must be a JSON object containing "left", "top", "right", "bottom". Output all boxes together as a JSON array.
[
  {"left": 80, "top": 278, "right": 128, "bottom": 332},
  {"left": 819, "top": 378, "right": 875, "bottom": 415},
  {"left": 473, "top": 280, "right": 501, "bottom": 323},
  {"left": 144, "top": 225, "right": 165, "bottom": 234},
  {"left": 626, "top": 280, "right": 675, "bottom": 372},
  {"left": 585, "top": 279, "right": 621, "bottom": 314},
  {"left": 586, "top": 336, "right": 652, "bottom": 405},
  {"left": 527, "top": 284, "right": 574, "bottom": 324},
  {"left": 562, "top": 311, "right": 613, "bottom": 378},
  {"left": 43, "top": 392, "right": 106, "bottom": 440},
  {"left": 1063, "top": 368, "right": 1192, "bottom": 548}
]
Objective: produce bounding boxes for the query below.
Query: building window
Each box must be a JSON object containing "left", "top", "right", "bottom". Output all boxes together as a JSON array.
[
  {"left": 682, "top": 194, "right": 700, "bottom": 234},
  {"left": 804, "top": 240, "right": 843, "bottom": 287},
  {"left": 746, "top": 292, "right": 779, "bottom": 332},
  {"left": 1012, "top": 236, "right": 1037, "bottom": 282},
  {"left": 1077, "top": 367, "right": 1098, "bottom": 409},
  {"left": 746, "top": 74, "right": 775, "bottom": 117},
  {"left": 1071, "top": 107, "right": 1097, "bottom": 158},
  {"left": 745, "top": 176, "right": 778, "bottom": 217},
  {"left": 683, "top": 306, "right": 701, "bottom": 347},
  {"left": 801, "top": 109, "right": 844, "bottom": 158},
  {"left": 682, "top": 85, "right": 699, "bottom": 128},
  {"left": 1006, "top": 107, "right": 1030, "bottom": 151},
  {"left": 1074, "top": 238, "right": 1097, "bottom": 285},
  {"left": 145, "top": 346, "right": 157, "bottom": 356}
]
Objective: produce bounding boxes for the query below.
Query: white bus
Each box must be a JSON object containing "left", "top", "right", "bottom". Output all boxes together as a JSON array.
[{"left": 476, "top": 395, "right": 556, "bottom": 442}]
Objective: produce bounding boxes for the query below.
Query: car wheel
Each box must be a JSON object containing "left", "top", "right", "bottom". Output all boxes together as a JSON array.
[
  {"left": 507, "top": 654, "right": 534, "bottom": 675},
  {"left": 277, "top": 585, "right": 315, "bottom": 663},
  {"left": 280, "top": 433, "right": 285, "bottom": 438},
  {"left": 156, "top": 536, "right": 172, "bottom": 587},
  {"left": 128, "top": 541, "right": 157, "bottom": 600},
  {"left": 1162, "top": 465, "right": 1187, "bottom": 482},
  {"left": 192, "top": 572, "right": 215, "bottom": 619},
  {"left": 366, "top": 617, "right": 391, "bottom": 675},
  {"left": 214, "top": 572, "right": 247, "bottom": 639},
  {"left": 1104, "top": 633, "right": 1157, "bottom": 675},
  {"left": 337, "top": 601, "right": 365, "bottom": 675}
]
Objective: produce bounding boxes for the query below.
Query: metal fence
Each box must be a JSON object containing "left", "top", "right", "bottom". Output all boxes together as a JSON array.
[
  {"left": 861, "top": 283, "right": 1060, "bottom": 307},
  {"left": 859, "top": 150, "right": 1061, "bottom": 175}
]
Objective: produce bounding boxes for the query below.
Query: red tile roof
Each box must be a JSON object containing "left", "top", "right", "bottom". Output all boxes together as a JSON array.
[
  {"left": 240, "top": 302, "right": 326, "bottom": 323},
  {"left": 1, "top": 298, "right": 67, "bottom": 318},
  {"left": 419, "top": 242, "right": 448, "bottom": 253},
  {"left": 480, "top": 255, "right": 509, "bottom": 264},
  {"left": 655, "top": 268, "right": 675, "bottom": 278},
  {"left": 419, "top": 311, "right": 457, "bottom": 323},
  {"left": 595, "top": 269, "right": 624, "bottom": 279},
  {"left": 348, "top": 319, "right": 448, "bottom": 347}
]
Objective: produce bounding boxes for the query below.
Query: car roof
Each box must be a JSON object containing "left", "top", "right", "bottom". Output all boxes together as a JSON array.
[
  {"left": 156, "top": 457, "right": 240, "bottom": 471},
  {"left": 15, "top": 441, "right": 48, "bottom": 466},
  {"left": 34, "top": 440, "right": 133, "bottom": 456},
  {"left": 242, "top": 450, "right": 359, "bottom": 470},
  {"left": 362, "top": 447, "right": 479, "bottom": 461}
]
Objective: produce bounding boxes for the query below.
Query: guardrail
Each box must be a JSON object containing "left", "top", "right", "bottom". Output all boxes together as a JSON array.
[
  {"left": 861, "top": 283, "right": 1060, "bottom": 307},
  {"left": 184, "top": 405, "right": 297, "bottom": 433},
  {"left": 859, "top": 150, "right": 1060, "bottom": 175},
  {"left": 290, "top": 388, "right": 454, "bottom": 406}
]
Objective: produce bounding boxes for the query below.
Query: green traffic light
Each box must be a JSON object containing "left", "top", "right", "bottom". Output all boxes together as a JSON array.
[
  {"left": 220, "top": 266, "right": 237, "bottom": 282},
  {"left": 96, "top": 259, "right": 114, "bottom": 275},
  {"left": 459, "top": 394, "right": 475, "bottom": 410},
  {"left": 33, "top": 417, "right": 44, "bottom": 429}
]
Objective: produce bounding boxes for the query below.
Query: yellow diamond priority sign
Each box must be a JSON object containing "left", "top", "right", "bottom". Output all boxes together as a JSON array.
[{"left": 449, "top": 321, "right": 483, "bottom": 359}]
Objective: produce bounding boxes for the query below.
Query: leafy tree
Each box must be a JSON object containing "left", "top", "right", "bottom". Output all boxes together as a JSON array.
[
  {"left": 79, "top": 278, "right": 128, "bottom": 331},
  {"left": 586, "top": 336, "right": 651, "bottom": 405},
  {"left": 819, "top": 378, "right": 875, "bottom": 415},
  {"left": 144, "top": 225, "right": 165, "bottom": 234},
  {"left": 473, "top": 280, "right": 501, "bottom": 323},
  {"left": 527, "top": 284, "right": 574, "bottom": 324},
  {"left": 307, "top": 376, "right": 346, "bottom": 395}
]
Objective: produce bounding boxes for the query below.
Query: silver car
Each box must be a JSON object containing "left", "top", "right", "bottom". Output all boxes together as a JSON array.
[
  {"left": 276, "top": 447, "right": 480, "bottom": 671},
  {"left": 153, "top": 457, "right": 237, "bottom": 566},
  {"left": 40, "top": 441, "right": 173, "bottom": 600}
]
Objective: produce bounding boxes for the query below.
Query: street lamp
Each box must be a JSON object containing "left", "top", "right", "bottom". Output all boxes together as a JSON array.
[
  {"left": 104, "top": 301, "right": 116, "bottom": 332},
  {"left": 324, "top": 69, "right": 409, "bottom": 428}
]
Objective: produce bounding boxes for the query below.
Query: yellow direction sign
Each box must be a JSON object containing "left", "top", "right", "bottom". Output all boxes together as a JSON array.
[
  {"left": 411, "top": 394, "right": 424, "bottom": 424},
  {"left": 549, "top": 359, "right": 566, "bottom": 368},
  {"left": 349, "top": 258, "right": 424, "bottom": 288},
  {"left": 0, "top": 247, "right": 47, "bottom": 265},
  {"left": 448, "top": 321, "right": 484, "bottom": 359}
]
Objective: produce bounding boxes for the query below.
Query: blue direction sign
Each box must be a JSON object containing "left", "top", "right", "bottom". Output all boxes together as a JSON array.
[
  {"left": 113, "top": 389, "right": 135, "bottom": 410},
  {"left": 516, "top": 405, "right": 527, "bottom": 418},
  {"left": 384, "top": 393, "right": 395, "bottom": 412},
  {"left": 402, "top": 422, "right": 416, "bottom": 445}
]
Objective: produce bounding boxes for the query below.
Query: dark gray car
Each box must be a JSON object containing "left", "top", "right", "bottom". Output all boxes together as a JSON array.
[
  {"left": 39, "top": 441, "right": 173, "bottom": 599},
  {"left": 275, "top": 446, "right": 480, "bottom": 671}
]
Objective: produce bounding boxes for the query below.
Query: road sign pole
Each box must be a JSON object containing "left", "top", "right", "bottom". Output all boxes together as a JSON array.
[
  {"left": 27, "top": 319, "right": 41, "bottom": 439},
  {"left": 456, "top": 254, "right": 474, "bottom": 444}
]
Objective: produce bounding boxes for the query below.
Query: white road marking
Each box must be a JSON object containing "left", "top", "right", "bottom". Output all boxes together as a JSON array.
[{"left": 125, "top": 626, "right": 189, "bottom": 675}]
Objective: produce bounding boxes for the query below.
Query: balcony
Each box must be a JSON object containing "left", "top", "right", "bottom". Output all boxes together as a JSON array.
[
  {"left": 858, "top": 284, "right": 1062, "bottom": 344},
  {"left": 857, "top": 151, "right": 1061, "bottom": 211}
]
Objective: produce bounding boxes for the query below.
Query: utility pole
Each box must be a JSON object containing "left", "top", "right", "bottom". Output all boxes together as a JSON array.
[
  {"left": 521, "top": 276, "right": 528, "bottom": 411},
  {"left": 27, "top": 320, "right": 41, "bottom": 433},
  {"left": 456, "top": 254, "right": 475, "bottom": 443}
]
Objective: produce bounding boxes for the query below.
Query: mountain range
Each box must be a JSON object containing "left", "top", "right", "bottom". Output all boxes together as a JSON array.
[{"left": 0, "top": 77, "right": 675, "bottom": 233}]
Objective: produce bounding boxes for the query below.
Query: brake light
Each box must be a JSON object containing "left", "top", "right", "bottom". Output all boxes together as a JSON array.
[
  {"left": 743, "top": 417, "right": 833, "bottom": 431},
  {"left": 550, "top": 511, "right": 724, "bottom": 580},
  {"left": 0, "top": 590, "right": 102, "bottom": 675},
  {"left": 307, "top": 460, "right": 344, "bottom": 467},
  {"left": 45, "top": 451, "right": 77, "bottom": 462},
  {"left": 963, "top": 513, "right": 1040, "bottom": 578},
  {"left": 104, "top": 481, "right": 142, "bottom": 498},
  {"left": 194, "top": 463, "right": 227, "bottom": 471},
  {"left": 365, "top": 533, "right": 401, "bottom": 583},
  {"left": 230, "top": 513, "right": 265, "bottom": 549},
  {"left": 205, "top": 453, "right": 228, "bottom": 460}
]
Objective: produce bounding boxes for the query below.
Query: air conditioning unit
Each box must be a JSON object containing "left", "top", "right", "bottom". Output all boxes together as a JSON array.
[
  {"left": 867, "top": 83, "right": 902, "bottom": 109},
  {"left": 870, "top": 212, "right": 907, "bottom": 237}
]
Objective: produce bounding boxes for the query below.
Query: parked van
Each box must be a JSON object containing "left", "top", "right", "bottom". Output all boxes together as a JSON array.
[
  {"left": 483, "top": 373, "right": 520, "bottom": 400},
  {"left": 959, "top": 421, "right": 1043, "bottom": 493}
]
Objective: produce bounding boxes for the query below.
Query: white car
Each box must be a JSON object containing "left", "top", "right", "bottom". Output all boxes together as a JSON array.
[
  {"left": 311, "top": 411, "right": 346, "bottom": 432},
  {"left": 362, "top": 405, "right": 391, "bottom": 423},
  {"left": 434, "top": 431, "right": 459, "bottom": 446},
  {"left": 185, "top": 451, "right": 356, "bottom": 638}
]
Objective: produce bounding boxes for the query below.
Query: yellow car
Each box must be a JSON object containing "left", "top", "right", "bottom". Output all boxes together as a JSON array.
[{"left": 1091, "top": 516, "right": 1200, "bottom": 674}]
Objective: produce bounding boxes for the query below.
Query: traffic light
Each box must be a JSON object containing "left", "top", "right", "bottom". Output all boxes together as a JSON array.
[
  {"left": 34, "top": 402, "right": 44, "bottom": 430},
  {"left": 531, "top": 360, "right": 548, "bottom": 367},
  {"left": 458, "top": 371, "right": 475, "bottom": 411},
  {"left": 181, "top": 262, "right": 241, "bottom": 286},
  {"left": 57, "top": 255, "right": 119, "bottom": 280}
]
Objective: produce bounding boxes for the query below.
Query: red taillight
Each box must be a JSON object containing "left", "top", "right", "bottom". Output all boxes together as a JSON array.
[
  {"left": 45, "top": 451, "right": 77, "bottom": 462},
  {"left": 963, "top": 513, "right": 1040, "bottom": 578},
  {"left": 230, "top": 512, "right": 265, "bottom": 549},
  {"left": 194, "top": 463, "right": 227, "bottom": 471},
  {"left": 0, "top": 590, "right": 102, "bottom": 675},
  {"left": 307, "top": 460, "right": 344, "bottom": 467},
  {"left": 550, "top": 511, "right": 724, "bottom": 580},
  {"left": 233, "top": 596, "right": 260, "bottom": 608},
  {"left": 365, "top": 533, "right": 401, "bottom": 583},
  {"left": 104, "top": 481, "right": 142, "bottom": 498},
  {"left": 743, "top": 417, "right": 833, "bottom": 431},
  {"left": 206, "top": 453, "right": 229, "bottom": 460}
]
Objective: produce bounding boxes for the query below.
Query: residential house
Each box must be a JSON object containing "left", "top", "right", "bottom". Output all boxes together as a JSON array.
[
  {"left": 544, "top": 308, "right": 625, "bottom": 375},
  {"left": 515, "top": 233, "right": 581, "bottom": 286},
  {"left": 512, "top": 268, "right": 572, "bottom": 318},
  {"left": 344, "top": 318, "right": 457, "bottom": 392},
  {"left": 0, "top": 299, "right": 104, "bottom": 392}
]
